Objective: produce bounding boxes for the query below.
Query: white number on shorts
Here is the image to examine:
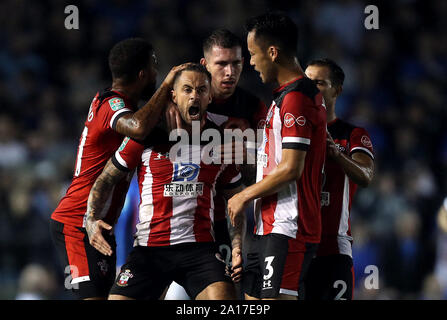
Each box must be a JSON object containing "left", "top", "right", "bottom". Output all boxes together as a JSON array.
[
  {"left": 263, "top": 256, "right": 275, "bottom": 280},
  {"left": 334, "top": 280, "right": 347, "bottom": 300},
  {"left": 74, "top": 126, "right": 88, "bottom": 176}
]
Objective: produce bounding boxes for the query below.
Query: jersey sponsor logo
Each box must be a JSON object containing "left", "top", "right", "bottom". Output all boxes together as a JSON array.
[
  {"left": 163, "top": 182, "right": 204, "bottom": 197},
  {"left": 173, "top": 163, "right": 200, "bottom": 182},
  {"left": 361, "top": 135, "right": 372, "bottom": 148},
  {"left": 117, "top": 269, "right": 133, "bottom": 287},
  {"left": 296, "top": 116, "right": 306, "bottom": 126},
  {"left": 283, "top": 113, "right": 296, "bottom": 128},
  {"left": 109, "top": 97, "right": 125, "bottom": 111}
]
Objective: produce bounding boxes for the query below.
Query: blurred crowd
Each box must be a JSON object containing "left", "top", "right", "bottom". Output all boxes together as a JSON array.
[{"left": 0, "top": 0, "right": 445, "bottom": 299}]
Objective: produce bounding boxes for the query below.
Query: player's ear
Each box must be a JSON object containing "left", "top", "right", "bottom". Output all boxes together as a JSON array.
[
  {"left": 334, "top": 85, "right": 343, "bottom": 97},
  {"left": 138, "top": 69, "right": 145, "bottom": 80},
  {"left": 171, "top": 89, "right": 177, "bottom": 103},
  {"left": 268, "top": 46, "right": 278, "bottom": 62},
  {"left": 200, "top": 58, "right": 207, "bottom": 67}
]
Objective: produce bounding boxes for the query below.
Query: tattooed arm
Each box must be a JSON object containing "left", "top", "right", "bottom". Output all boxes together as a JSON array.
[
  {"left": 223, "top": 185, "right": 245, "bottom": 283},
  {"left": 85, "top": 158, "right": 128, "bottom": 256}
]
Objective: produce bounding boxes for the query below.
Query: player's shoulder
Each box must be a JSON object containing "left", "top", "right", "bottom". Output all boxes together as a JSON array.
[
  {"left": 330, "top": 118, "right": 372, "bottom": 144},
  {"left": 336, "top": 118, "right": 369, "bottom": 134},
  {"left": 279, "top": 77, "right": 319, "bottom": 100},
  {"left": 96, "top": 89, "right": 133, "bottom": 112},
  {"left": 275, "top": 77, "right": 321, "bottom": 110}
]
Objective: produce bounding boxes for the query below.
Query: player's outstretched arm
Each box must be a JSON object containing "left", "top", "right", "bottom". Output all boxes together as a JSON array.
[
  {"left": 326, "top": 132, "right": 374, "bottom": 187},
  {"left": 85, "top": 158, "right": 128, "bottom": 256},
  {"left": 227, "top": 148, "right": 306, "bottom": 227},
  {"left": 115, "top": 63, "right": 193, "bottom": 140}
]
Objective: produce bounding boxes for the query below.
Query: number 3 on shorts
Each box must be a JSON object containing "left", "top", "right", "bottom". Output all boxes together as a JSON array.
[{"left": 263, "top": 256, "right": 275, "bottom": 280}]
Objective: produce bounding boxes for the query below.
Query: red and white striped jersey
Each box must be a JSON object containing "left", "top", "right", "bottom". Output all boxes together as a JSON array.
[
  {"left": 51, "top": 90, "right": 135, "bottom": 227},
  {"left": 112, "top": 122, "right": 242, "bottom": 247},
  {"left": 318, "top": 118, "right": 374, "bottom": 257},
  {"left": 254, "top": 77, "right": 326, "bottom": 243}
]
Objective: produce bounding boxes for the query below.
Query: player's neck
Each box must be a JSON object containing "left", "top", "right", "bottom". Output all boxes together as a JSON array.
[
  {"left": 111, "top": 81, "right": 139, "bottom": 105},
  {"left": 276, "top": 58, "right": 304, "bottom": 87},
  {"left": 211, "top": 87, "right": 233, "bottom": 102},
  {"left": 326, "top": 104, "right": 337, "bottom": 122}
]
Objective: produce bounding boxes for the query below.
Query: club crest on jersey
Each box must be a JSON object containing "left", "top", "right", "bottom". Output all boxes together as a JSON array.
[
  {"left": 117, "top": 269, "right": 133, "bottom": 287},
  {"left": 284, "top": 113, "right": 296, "bottom": 128},
  {"left": 361, "top": 135, "right": 372, "bottom": 148},
  {"left": 173, "top": 163, "right": 200, "bottom": 182},
  {"left": 109, "top": 97, "right": 125, "bottom": 111}
]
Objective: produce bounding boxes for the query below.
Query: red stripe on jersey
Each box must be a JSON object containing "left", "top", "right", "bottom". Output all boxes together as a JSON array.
[
  {"left": 193, "top": 164, "right": 219, "bottom": 242},
  {"left": 147, "top": 152, "right": 173, "bottom": 245},
  {"left": 261, "top": 194, "right": 277, "bottom": 234}
]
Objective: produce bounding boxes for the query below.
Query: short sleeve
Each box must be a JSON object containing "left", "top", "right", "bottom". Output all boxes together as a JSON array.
[
  {"left": 280, "top": 92, "right": 313, "bottom": 151},
  {"left": 105, "top": 97, "right": 133, "bottom": 130},
  {"left": 349, "top": 127, "right": 374, "bottom": 160},
  {"left": 112, "top": 137, "right": 144, "bottom": 171}
]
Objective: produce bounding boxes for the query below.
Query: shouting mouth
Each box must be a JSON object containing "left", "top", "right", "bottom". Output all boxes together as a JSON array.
[{"left": 188, "top": 105, "right": 201, "bottom": 120}]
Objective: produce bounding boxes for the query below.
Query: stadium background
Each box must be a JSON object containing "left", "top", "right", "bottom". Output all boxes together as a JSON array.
[{"left": 0, "top": 0, "right": 445, "bottom": 299}]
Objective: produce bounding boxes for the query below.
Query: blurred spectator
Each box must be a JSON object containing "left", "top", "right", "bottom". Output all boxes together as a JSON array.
[{"left": 15, "top": 264, "right": 57, "bottom": 300}]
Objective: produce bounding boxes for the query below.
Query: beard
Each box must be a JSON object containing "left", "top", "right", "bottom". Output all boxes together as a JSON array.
[{"left": 140, "top": 81, "right": 156, "bottom": 100}]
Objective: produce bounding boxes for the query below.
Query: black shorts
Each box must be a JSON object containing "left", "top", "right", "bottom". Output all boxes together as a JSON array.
[
  {"left": 305, "top": 254, "right": 354, "bottom": 300},
  {"left": 49, "top": 219, "right": 117, "bottom": 299},
  {"left": 214, "top": 218, "right": 232, "bottom": 267},
  {"left": 242, "top": 233, "right": 318, "bottom": 299},
  {"left": 109, "top": 242, "right": 232, "bottom": 299}
]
